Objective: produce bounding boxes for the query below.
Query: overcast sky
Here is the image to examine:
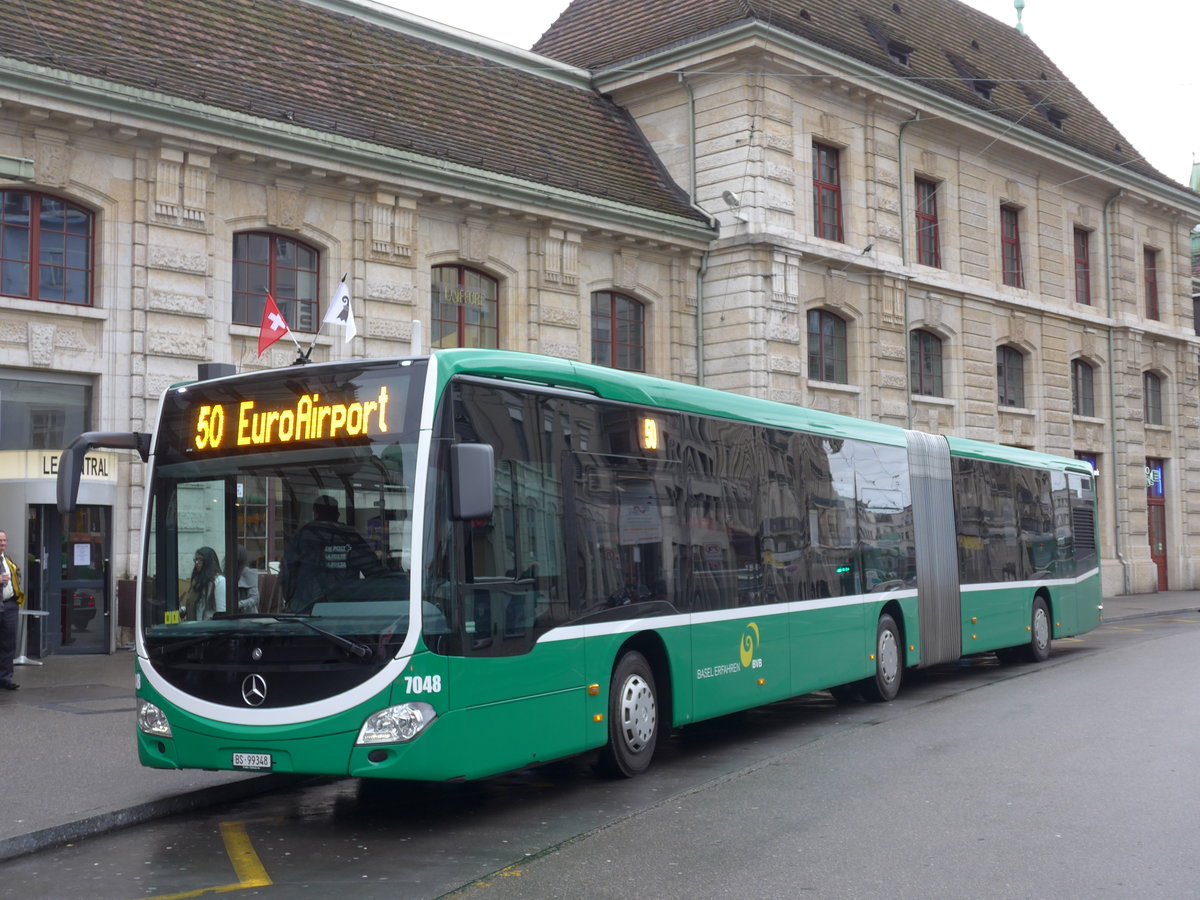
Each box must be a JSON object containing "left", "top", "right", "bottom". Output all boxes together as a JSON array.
[{"left": 385, "top": 0, "right": 1198, "bottom": 186}]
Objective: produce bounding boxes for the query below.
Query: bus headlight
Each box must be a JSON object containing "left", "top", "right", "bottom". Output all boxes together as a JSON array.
[
  {"left": 137, "top": 699, "right": 173, "bottom": 738},
  {"left": 357, "top": 702, "right": 437, "bottom": 745}
]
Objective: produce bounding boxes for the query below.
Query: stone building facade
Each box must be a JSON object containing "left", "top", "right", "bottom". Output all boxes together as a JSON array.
[
  {"left": 1, "top": 0, "right": 1198, "bottom": 653},
  {"left": 535, "top": 0, "right": 1200, "bottom": 598}
]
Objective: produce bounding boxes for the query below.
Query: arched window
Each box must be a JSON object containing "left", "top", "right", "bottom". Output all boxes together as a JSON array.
[
  {"left": 909, "top": 329, "right": 943, "bottom": 396},
  {"left": 0, "top": 190, "right": 94, "bottom": 305},
  {"left": 996, "top": 345, "right": 1025, "bottom": 407},
  {"left": 808, "top": 310, "right": 848, "bottom": 384},
  {"left": 1143, "top": 372, "right": 1163, "bottom": 425},
  {"left": 233, "top": 232, "right": 319, "bottom": 332},
  {"left": 1071, "top": 360, "right": 1095, "bottom": 416},
  {"left": 591, "top": 291, "right": 644, "bottom": 371},
  {"left": 431, "top": 265, "right": 498, "bottom": 349}
]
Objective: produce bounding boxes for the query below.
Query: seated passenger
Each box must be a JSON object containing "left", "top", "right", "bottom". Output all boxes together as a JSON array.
[{"left": 280, "top": 495, "right": 385, "bottom": 610}]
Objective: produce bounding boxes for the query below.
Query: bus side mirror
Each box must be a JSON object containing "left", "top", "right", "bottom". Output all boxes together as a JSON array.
[
  {"left": 58, "top": 431, "right": 151, "bottom": 513},
  {"left": 451, "top": 443, "right": 494, "bottom": 520}
]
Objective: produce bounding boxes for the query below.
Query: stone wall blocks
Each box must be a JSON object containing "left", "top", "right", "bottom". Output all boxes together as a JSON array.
[
  {"left": 148, "top": 245, "right": 207, "bottom": 275},
  {"left": 148, "top": 290, "right": 208, "bottom": 317}
]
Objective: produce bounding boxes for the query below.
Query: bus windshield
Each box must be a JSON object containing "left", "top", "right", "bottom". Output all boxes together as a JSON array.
[{"left": 139, "top": 361, "right": 428, "bottom": 694}]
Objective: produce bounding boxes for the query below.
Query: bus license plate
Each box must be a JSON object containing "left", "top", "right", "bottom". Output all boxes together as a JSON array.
[{"left": 233, "top": 752, "right": 273, "bottom": 770}]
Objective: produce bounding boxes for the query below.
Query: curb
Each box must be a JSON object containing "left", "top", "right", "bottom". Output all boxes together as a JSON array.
[{"left": 0, "top": 774, "right": 307, "bottom": 863}]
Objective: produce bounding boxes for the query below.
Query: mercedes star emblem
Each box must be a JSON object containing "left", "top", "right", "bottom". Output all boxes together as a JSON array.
[{"left": 241, "top": 673, "right": 268, "bottom": 707}]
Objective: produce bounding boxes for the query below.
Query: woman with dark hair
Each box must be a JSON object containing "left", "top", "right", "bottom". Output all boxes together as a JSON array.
[{"left": 182, "top": 546, "right": 225, "bottom": 620}]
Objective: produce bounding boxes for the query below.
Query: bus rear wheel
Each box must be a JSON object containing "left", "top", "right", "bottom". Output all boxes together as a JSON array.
[
  {"left": 1022, "top": 596, "right": 1052, "bottom": 663},
  {"left": 596, "top": 650, "right": 658, "bottom": 778},
  {"left": 861, "top": 613, "right": 902, "bottom": 702}
]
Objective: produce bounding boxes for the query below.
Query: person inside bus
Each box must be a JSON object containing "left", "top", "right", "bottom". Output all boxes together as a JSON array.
[
  {"left": 280, "top": 495, "right": 386, "bottom": 611},
  {"left": 181, "top": 546, "right": 225, "bottom": 620},
  {"left": 231, "top": 545, "right": 259, "bottom": 613}
]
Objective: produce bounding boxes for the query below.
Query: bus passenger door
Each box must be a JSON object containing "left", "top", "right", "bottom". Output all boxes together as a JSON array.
[{"left": 436, "top": 412, "right": 587, "bottom": 776}]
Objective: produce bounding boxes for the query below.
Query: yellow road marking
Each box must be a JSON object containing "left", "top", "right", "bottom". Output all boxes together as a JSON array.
[{"left": 142, "top": 821, "right": 272, "bottom": 899}]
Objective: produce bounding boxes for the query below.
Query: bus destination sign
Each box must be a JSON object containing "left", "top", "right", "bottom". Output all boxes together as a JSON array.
[{"left": 193, "top": 385, "right": 392, "bottom": 451}]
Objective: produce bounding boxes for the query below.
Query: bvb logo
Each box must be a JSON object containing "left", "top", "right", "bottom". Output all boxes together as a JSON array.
[{"left": 739, "top": 622, "right": 760, "bottom": 668}]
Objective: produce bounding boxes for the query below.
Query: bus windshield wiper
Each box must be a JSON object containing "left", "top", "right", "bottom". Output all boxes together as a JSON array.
[
  {"left": 218, "top": 612, "right": 373, "bottom": 659},
  {"left": 150, "top": 631, "right": 230, "bottom": 659}
]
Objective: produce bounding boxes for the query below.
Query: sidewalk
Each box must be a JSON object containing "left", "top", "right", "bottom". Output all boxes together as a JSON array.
[{"left": 2, "top": 590, "right": 1198, "bottom": 862}]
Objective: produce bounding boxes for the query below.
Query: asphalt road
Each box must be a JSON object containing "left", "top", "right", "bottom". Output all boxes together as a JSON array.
[{"left": 2, "top": 614, "right": 1197, "bottom": 899}]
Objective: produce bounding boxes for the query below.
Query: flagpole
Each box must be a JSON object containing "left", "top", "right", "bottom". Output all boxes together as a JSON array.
[{"left": 274, "top": 289, "right": 307, "bottom": 363}]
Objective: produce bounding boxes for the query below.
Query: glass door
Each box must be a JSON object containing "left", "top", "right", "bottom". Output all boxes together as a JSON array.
[{"left": 57, "top": 506, "right": 111, "bottom": 653}]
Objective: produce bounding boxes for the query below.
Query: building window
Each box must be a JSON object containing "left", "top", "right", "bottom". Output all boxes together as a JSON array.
[
  {"left": 591, "top": 291, "right": 645, "bottom": 371},
  {"left": 1000, "top": 205, "right": 1023, "bottom": 288},
  {"left": 0, "top": 190, "right": 94, "bottom": 305},
  {"left": 1071, "top": 359, "right": 1095, "bottom": 416},
  {"left": 812, "top": 143, "right": 844, "bottom": 242},
  {"left": 1144, "top": 248, "right": 1159, "bottom": 320},
  {"left": 1073, "top": 228, "right": 1092, "bottom": 305},
  {"left": 808, "top": 310, "right": 848, "bottom": 383},
  {"left": 1193, "top": 296, "right": 1199, "bottom": 336},
  {"left": 233, "top": 232, "right": 319, "bottom": 332},
  {"left": 1143, "top": 371, "right": 1163, "bottom": 425},
  {"left": 915, "top": 179, "right": 940, "bottom": 268},
  {"left": 432, "top": 265, "right": 499, "bottom": 349},
  {"left": 909, "top": 329, "right": 944, "bottom": 396},
  {"left": 997, "top": 345, "right": 1025, "bottom": 407},
  {"left": 0, "top": 373, "right": 92, "bottom": 450}
]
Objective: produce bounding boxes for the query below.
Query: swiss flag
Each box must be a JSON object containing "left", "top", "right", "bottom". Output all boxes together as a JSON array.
[{"left": 257, "top": 292, "right": 290, "bottom": 356}]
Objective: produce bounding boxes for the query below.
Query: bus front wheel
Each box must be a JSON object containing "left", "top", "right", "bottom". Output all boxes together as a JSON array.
[
  {"left": 862, "top": 613, "right": 903, "bottom": 702},
  {"left": 596, "top": 650, "right": 658, "bottom": 778}
]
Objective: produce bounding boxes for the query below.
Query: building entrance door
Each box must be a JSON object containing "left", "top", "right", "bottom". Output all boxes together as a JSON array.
[
  {"left": 1145, "top": 458, "right": 1168, "bottom": 591},
  {"left": 29, "top": 504, "right": 111, "bottom": 654}
]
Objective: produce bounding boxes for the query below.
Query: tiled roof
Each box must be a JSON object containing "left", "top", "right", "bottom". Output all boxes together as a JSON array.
[
  {"left": 534, "top": 0, "right": 1180, "bottom": 189},
  {"left": 0, "top": 0, "right": 707, "bottom": 226}
]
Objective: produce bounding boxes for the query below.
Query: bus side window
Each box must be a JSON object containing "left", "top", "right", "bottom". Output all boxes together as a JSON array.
[{"left": 443, "top": 384, "right": 567, "bottom": 657}]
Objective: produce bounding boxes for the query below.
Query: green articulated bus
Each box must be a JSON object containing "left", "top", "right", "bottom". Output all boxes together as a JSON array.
[{"left": 57, "top": 349, "right": 1101, "bottom": 780}]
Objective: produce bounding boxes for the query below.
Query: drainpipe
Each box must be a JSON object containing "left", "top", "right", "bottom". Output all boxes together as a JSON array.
[
  {"left": 696, "top": 251, "right": 709, "bottom": 386},
  {"left": 1103, "top": 189, "right": 1132, "bottom": 595},
  {"left": 680, "top": 72, "right": 713, "bottom": 385},
  {"left": 898, "top": 112, "right": 923, "bottom": 428}
]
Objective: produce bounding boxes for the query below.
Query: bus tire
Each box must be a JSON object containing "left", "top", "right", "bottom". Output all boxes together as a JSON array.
[
  {"left": 862, "top": 613, "right": 902, "bottom": 702},
  {"left": 596, "top": 650, "right": 658, "bottom": 778},
  {"left": 1022, "top": 596, "right": 1052, "bottom": 663}
]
